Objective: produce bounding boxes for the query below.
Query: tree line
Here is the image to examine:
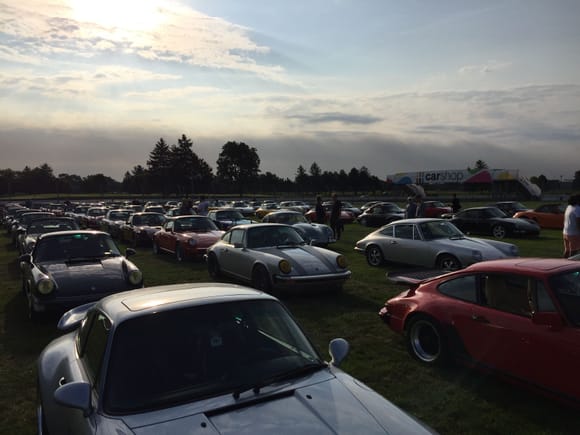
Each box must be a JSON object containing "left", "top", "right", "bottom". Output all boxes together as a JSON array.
[{"left": 0, "top": 134, "right": 386, "bottom": 197}]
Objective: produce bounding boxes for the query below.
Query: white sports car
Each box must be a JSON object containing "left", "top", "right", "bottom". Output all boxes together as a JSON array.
[
  {"left": 206, "top": 223, "right": 351, "bottom": 292},
  {"left": 355, "top": 218, "right": 519, "bottom": 271}
]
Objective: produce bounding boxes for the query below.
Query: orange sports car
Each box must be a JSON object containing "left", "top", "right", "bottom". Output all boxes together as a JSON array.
[{"left": 513, "top": 203, "right": 565, "bottom": 229}]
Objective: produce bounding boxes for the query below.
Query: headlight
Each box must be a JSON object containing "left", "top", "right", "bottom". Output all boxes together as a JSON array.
[
  {"left": 336, "top": 255, "right": 348, "bottom": 268},
  {"left": 128, "top": 269, "right": 143, "bottom": 285},
  {"left": 37, "top": 278, "right": 55, "bottom": 295},
  {"left": 279, "top": 259, "right": 292, "bottom": 274},
  {"left": 188, "top": 239, "right": 197, "bottom": 246},
  {"left": 471, "top": 250, "right": 482, "bottom": 261}
]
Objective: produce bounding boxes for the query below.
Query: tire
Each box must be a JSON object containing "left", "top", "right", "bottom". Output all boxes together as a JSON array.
[
  {"left": 436, "top": 254, "right": 461, "bottom": 271},
  {"left": 152, "top": 240, "right": 160, "bottom": 255},
  {"left": 175, "top": 244, "right": 184, "bottom": 262},
  {"left": 406, "top": 315, "right": 447, "bottom": 365},
  {"left": 366, "top": 245, "right": 384, "bottom": 267},
  {"left": 491, "top": 225, "right": 506, "bottom": 239},
  {"left": 251, "top": 265, "right": 271, "bottom": 293},
  {"left": 207, "top": 254, "right": 221, "bottom": 279}
]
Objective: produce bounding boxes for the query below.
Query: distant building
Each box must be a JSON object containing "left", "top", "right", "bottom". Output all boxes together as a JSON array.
[{"left": 386, "top": 168, "right": 541, "bottom": 199}]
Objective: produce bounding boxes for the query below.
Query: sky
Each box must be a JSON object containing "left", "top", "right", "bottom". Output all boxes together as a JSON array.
[{"left": 1, "top": 0, "right": 579, "bottom": 182}]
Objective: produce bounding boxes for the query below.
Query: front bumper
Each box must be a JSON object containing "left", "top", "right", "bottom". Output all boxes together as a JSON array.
[{"left": 273, "top": 270, "right": 351, "bottom": 290}]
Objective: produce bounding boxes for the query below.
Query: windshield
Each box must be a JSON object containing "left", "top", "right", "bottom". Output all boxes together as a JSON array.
[
  {"left": 104, "top": 299, "right": 322, "bottom": 414},
  {"left": 419, "top": 221, "right": 464, "bottom": 240},
  {"left": 108, "top": 211, "right": 131, "bottom": 221},
  {"left": 549, "top": 270, "right": 580, "bottom": 326},
  {"left": 217, "top": 210, "right": 245, "bottom": 220},
  {"left": 487, "top": 207, "right": 507, "bottom": 218},
  {"left": 247, "top": 226, "right": 305, "bottom": 248},
  {"left": 27, "top": 220, "right": 78, "bottom": 234},
  {"left": 175, "top": 217, "right": 219, "bottom": 232},
  {"left": 34, "top": 233, "right": 121, "bottom": 262}
]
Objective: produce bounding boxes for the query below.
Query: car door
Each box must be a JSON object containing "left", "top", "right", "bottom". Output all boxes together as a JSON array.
[
  {"left": 218, "top": 228, "right": 252, "bottom": 279},
  {"left": 157, "top": 220, "right": 174, "bottom": 252},
  {"left": 383, "top": 223, "right": 427, "bottom": 266}
]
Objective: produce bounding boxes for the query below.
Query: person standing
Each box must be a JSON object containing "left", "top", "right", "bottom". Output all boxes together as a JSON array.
[
  {"left": 315, "top": 195, "right": 326, "bottom": 224},
  {"left": 452, "top": 194, "right": 462, "bottom": 213},
  {"left": 197, "top": 195, "right": 209, "bottom": 216},
  {"left": 405, "top": 197, "right": 417, "bottom": 219},
  {"left": 330, "top": 193, "right": 343, "bottom": 240},
  {"left": 414, "top": 196, "right": 425, "bottom": 218},
  {"left": 563, "top": 193, "right": 580, "bottom": 258}
]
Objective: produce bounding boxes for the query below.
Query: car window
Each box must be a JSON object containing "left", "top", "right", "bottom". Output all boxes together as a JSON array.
[
  {"left": 80, "top": 311, "right": 111, "bottom": 387},
  {"left": 438, "top": 275, "right": 477, "bottom": 303},
  {"left": 230, "top": 229, "right": 245, "bottom": 245},
  {"left": 379, "top": 226, "right": 393, "bottom": 237},
  {"left": 483, "top": 274, "right": 532, "bottom": 317},
  {"left": 535, "top": 280, "right": 557, "bottom": 312},
  {"left": 165, "top": 220, "right": 174, "bottom": 231},
  {"left": 549, "top": 270, "right": 580, "bottom": 326},
  {"left": 394, "top": 224, "right": 414, "bottom": 240}
]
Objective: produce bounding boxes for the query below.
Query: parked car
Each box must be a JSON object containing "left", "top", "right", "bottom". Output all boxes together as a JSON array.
[
  {"left": 450, "top": 206, "right": 540, "bottom": 239},
  {"left": 262, "top": 210, "right": 335, "bottom": 246},
  {"left": 143, "top": 205, "right": 166, "bottom": 214},
  {"left": 422, "top": 201, "right": 452, "bottom": 218},
  {"left": 513, "top": 203, "right": 566, "bottom": 229},
  {"left": 17, "top": 217, "right": 79, "bottom": 255},
  {"left": 379, "top": 258, "right": 580, "bottom": 404},
  {"left": 355, "top": 218, "right": 519, "bottom": 270},
  {"left": 305, "top": 205, "right": 356, "bottom": 224},
  {"left": 325, "top": 201, "right": 362, "bottom": 217},
  {"left": 10, "top": 211, "right": 54, "bottom": 246},
  {"left": 229, "top": 200, "right": 256, "bottom": 217},
  {"left": 255, "top": 202, "right": 280, "bottom": 219},
  {"left": 80, "top": 206, "right": 109, "bottom": 229},
  {"left": 356, "top": 202, "right": 405, "bottom": 227},
  {"left": 37, "top": 282, "right": 435, "bottom": 435},
  {"left": 119, "top": 212, "right": 166, "bottom": 247},
  {"left": 206, "top": 223, "right": 351, "bottom": 293},
  {"left": 278, "top": 200, "right": 310, "bottom": 214},
  {"left": 207, "top": 208, "right": 254, "bottom": 230},
  {"left": 152, "top": 215, "right": 224, "bottom": 261},
  {"left": 19, "top": 230, "right": 142, "bottom": 320},
  {"left": 99, "top": 209, "right": 134, "bottom": 239},
  {"left": 491, "top": 201, "right": 529, "bottom": 217}
]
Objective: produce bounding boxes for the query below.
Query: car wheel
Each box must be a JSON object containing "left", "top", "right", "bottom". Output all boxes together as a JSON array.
[
  {"left": 406, "top": 315, "right": 447, "bottom": 365},
  {"left": 175, "top": 244, "right": 184, "bottom": 262},
  {"left": 492, "top": 225, "right": 507, "bottom": 239},
  {"left": 366, "top": 245, "right": 384, "bottom": 267},
  {"left": 436, "top": 254, "right": 461, "bottom": 271},
  {"left": 152, "top": 240, "right": 160, "bottom": 255},
  {"left": 207, "top": 253, "right": 221, "bottom": 279},
  {"left": 251, "top": 265, "right": 271, "bottom": 293}
]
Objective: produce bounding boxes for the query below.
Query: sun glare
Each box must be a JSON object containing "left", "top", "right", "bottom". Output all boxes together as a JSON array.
[{"left": 68, "top": 0, "right": 165, "bottom": 32}]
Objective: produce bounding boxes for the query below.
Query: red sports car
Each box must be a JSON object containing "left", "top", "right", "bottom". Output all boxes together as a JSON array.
[
  {"left": 379, "top": 258, "right": 580, "bottom": 404},
  {"left": 422, "top": 201, "right": 452, "bottom": 218},
  {"left": 152, "top": 215, "right": 224, "bottom": 261}
]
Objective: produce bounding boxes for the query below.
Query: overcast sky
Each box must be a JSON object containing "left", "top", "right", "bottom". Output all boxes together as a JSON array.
[{"left": 1, "top": 0, "right": 579, "bottom": 181}]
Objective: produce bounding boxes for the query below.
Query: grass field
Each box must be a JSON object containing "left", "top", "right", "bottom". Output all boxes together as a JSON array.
[{"left": 0, "top": 218, "right": 577, "bottom": 435}]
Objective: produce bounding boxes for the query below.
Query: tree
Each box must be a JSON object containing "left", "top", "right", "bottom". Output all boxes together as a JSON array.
[
  {"left": 573, "top": 170, "right": 580, "bottom": 190},
  {"left": 147, "top": 138, "right": 172, "bottom": 196},
  {"left": 216, "top": 141, "right": 260, "bottom": 195},
  {"left": 475, "top": 160, "right": 488, "bottom": 170}
]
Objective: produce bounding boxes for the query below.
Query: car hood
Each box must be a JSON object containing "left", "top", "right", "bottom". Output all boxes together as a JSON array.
[
  {"left": 39, "top": 257, "right": 131, "bottom": 296},
  {"left": 260, "top": 246, "right": 337, "bottom": 274},
  {"left": 126, "top": 370, "right": 434, "bottom": 435},
  {"left": 182, "top": 230, "right": 224, "bottom": 245}
]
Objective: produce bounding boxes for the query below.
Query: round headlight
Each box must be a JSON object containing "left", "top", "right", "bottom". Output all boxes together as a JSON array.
[
  {"left": 37, "top": 278, "right": 55, "bottom": 295},
  {"left": 336, "top": 255, "right": 348, "bottom": 268},
  {"left": 128, "top": 269, "right": 143, "bottom": 285},
  {"left": 279, "top": 259, "right": 292, "bottom": 274}
]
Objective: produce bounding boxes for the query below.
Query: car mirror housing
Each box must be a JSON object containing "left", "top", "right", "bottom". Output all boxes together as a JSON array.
[
  {"left": 532, "top": 311, "right": 564, "bottom": 330},
  {"left": 329, "top": 338, "right": 350, "bottom": 367},
  {"left": 57, "top": 302, "right": 95, "bottom": 332},
  {"left": 54, "top": 381, "right": 92, "bottom": 416}
]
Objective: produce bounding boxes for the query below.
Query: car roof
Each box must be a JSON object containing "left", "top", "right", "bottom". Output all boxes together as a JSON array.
[
  {"left": 465, "top": 258, "right": 580, "bottom": 274},
  {"left": 98, "top": 283, "right": 275, "bottom": 321}
]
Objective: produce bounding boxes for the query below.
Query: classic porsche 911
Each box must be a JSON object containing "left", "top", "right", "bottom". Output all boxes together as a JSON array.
[
  {"left": 152, "top": 215, "right": 224, "bottom": 261},
  {"left": 449, "top": 206, "right": 540, "bottom": 239},
  {"left": 262, "top": 210, "right": 335, "bottom": 246},
  {"left": 119, "top": 212, "right": 166, "bottom": 247},
  {"left": 379, "top": 258, "right": 580, "bottom": 404},
  {"left": 205, "top": 223, "right": 351, "bottom": 293},
  {"left": 355, "top": 218, "right": 519, "bottom": 271},
  {"left": 20, "top": 230, "right": 143, "bottom": 320},
  {"left": 207, "top": 208, "right": 254, "bottom": 230},
  {"left": 99, "top": 209, "right": 134, "bottom": 239},
  {"left": 38, "top": 283, "right": 435, "bottom": 434},
  {"left": 17, "top": 217, "right": 79, "bottom": 254}
]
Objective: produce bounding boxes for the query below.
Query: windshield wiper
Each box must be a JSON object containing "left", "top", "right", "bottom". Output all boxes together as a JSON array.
[{"left": 232, "top": 362, "right": 326, "bottom": 399}]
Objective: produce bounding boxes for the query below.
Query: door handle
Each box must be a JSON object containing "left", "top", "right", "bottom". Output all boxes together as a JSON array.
[
  {"left": 471, "top": 314, "right": 490, "bottom": 323},
  {"left": 58, "top": 377, "right": 67, "bottom": 387}
]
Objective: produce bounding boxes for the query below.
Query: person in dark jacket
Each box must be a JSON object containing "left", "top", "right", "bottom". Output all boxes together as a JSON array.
[
  {"left": 315, "top": 195, "right": 326, "bottom": 224},
  {"left": 329, "top": 193, "right": 343, "bottom": 240}
]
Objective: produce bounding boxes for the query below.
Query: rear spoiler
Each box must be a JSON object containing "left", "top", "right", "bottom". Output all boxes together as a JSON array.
[{"left": 386, "top": 269, "right": 449, "bottom": 287}]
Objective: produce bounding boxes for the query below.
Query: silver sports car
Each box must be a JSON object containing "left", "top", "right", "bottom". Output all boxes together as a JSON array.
[
  {"left": 206, "top": 223, "right": 351, "bottom": 292},
  {"left": 354, "top": 218, "right": 519, "bottom": 270},
  {"left": 37, "top": 283, "right": 435, "bottom": 434}
]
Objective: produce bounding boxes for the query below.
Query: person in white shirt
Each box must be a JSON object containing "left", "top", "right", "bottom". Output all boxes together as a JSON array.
[{"left": 563, "top": 193, "right": 580, "bottom": 257}]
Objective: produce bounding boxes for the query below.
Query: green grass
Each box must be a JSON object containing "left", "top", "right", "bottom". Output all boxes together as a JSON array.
[{"left": 0, "top": 222, "right": 575, "bottom": 435}]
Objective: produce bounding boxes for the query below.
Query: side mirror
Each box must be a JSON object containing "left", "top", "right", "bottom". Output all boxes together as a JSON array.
[
  {"left": 328, "top": 338, "right": 350, "bottom": 367},
  {"left": 19, "top": 253, "right": 32, "bottom": 264},
  {"left": 54, "top": 381, "right": 92, "bottom": 416},
  {"left": 125, "top": 248, "right": 136, "bottom": 257},
  {"left": 532, "top": 311, "right": 564, "bottom": 331}
]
